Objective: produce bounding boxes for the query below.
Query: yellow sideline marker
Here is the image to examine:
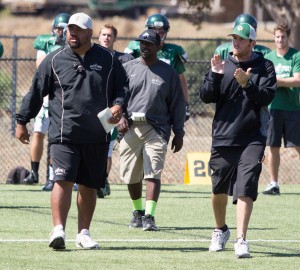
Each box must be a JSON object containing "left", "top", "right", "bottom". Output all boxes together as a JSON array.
[{"left": 184, "top": 152, "right": 212, "bottom": 185}]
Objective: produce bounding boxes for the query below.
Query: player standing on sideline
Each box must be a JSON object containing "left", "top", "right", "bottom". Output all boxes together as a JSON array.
[
  {"left": 262, "top": 23, "right": 300, "bottom": 195},
  {"left": 214, "top": 13, "right": 270, "bottom": 60},
  {"left": 16, "top": 13, "right": 128, "bottom": 250},
  {"left": 124, "top": 14, "right": 190, "bottom": 121},
  {"left": 119, "top": 29, "right": 185, "bottom": 231},
  {"left": 22, "top": 13, "right": 71, "bottom": 192},
  {"left": 200, "top": 23, "right": 276, "bottom": 258},
  {"left": 97, "top": 23, "right": 134, "bottom": 198}
]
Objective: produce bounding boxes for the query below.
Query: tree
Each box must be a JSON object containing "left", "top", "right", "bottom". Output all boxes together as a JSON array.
[
  {"left": 257, "top": 0, "right": 300, "bottom": 49},
  {"left": 180, "top": 0, "right": 213, "bottom": 26},
  {"left": 183, "top": 0, "right": 300, "bottom": 49}
]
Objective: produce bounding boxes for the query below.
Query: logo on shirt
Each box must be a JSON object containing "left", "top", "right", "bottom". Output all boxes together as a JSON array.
[
  {"left": 90, "top": 64, "right": 102, "bottom": 71},
  {"left": 151, "top": 78, "right": 162, "bottom": 86},
  {"left": 130, "top": 74, "right": 136, "bottom": 77},
  {"left": 275, "top": 63, "right": 292, "bottom": 78},
  {"left": 55, "top": 167, "right": 66, "bottom": 176},
  {"left": 160, "top": 58, "right": 171, "bottom": 64}
]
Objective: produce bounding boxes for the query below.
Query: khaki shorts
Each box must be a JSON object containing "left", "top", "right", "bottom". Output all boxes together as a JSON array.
[{"left": 120, "top": 123, "right": 167, "bottom": 184}]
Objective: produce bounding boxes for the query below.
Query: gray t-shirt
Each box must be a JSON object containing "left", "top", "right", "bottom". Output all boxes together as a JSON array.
[{"left": 123, "top": 58, "right": 185, "bottom": 141}]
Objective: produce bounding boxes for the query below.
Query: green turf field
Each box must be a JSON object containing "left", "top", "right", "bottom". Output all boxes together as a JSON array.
[{"left": 0, "top": 184, "right": 299, "bottom": 269}]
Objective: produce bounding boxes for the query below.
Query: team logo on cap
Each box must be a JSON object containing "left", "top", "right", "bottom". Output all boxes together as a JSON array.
[
  {"left": 237, "top": 25, "right": 244, "bottom": 31},
  {"left": 142, "top": 32, "right": 150, "bottom": 38},
  {"left": 153, "top": 21, "right": 163, "bottom": 27},
  {"left": 74, "top": 15, "right": 80, "bottom": 22}
]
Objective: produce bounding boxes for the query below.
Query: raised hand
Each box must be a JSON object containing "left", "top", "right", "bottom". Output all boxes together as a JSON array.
[
  {"left": 234, "top": 67, "right": 251, "bottom": 87},
  {"left": 211, "top": 54, "right": 225, "bottom": 74}
]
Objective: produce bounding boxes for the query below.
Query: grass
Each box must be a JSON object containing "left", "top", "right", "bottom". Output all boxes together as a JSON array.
[{"left": 0, "top": 184, "right": 300, "bottom": 270}]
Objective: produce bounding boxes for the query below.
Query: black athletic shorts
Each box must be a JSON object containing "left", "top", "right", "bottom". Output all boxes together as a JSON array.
[
  {"left": 50, "top": 143, "right": 109, "bottom": 190},
  {"left": 209, "top": 145, "right": 265, "bottom": 204},
  {"left": 267, "top": 109, "right": 300, "bottom": 147}
]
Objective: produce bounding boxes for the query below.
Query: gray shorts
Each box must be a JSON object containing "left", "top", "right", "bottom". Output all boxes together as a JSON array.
[
  {"left": 267, "top": 109, "right": 300, "bottom": 147},
  {"left": 33, "top": 105, "right": 49, "bottom": 134},
  {"left": 120, "top": 123, "right": 167, "bottom": 184},
  {"left": 209, "top": 145, "right": 265, "bottom": 204},
  {"left": 50, "top": 143, "right": 109, "bottom": 189},
  {"left": 107, "top": 139, "right": 115, "bottom": 158}
]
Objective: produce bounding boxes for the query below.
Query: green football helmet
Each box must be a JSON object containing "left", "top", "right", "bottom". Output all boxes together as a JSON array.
[
  {"left": 145, "top": 14, "right": 170, "bottom": 32},
  {"left": 234, "top": 13, "right": 257, "bottom": 30},
  {"left": 52, "top": 12, "right": 71, "bottom": 35}
]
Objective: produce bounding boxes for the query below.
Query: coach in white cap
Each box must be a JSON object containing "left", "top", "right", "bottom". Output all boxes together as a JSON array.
[
  {"left": 16, "top": 12, "right": 128, "bottom": 250},
  {"left": 68, "top": 12, "right": 92, "bottom": 29},
  {"left": 67, "top": 13, "right": 93, "bottom": 54}
]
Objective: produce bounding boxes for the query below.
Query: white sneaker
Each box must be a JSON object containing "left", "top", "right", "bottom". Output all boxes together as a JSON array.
[
  {"left": 209, "top": 228, "right": 230, "bottom": 252},
  {"left": 76, "top": 229, "right": 100, "bottom": 249},
  {"left": 234, "top": 238, "right": 250, "bottom": 258},
  {"left": 49, "top": 224, "right": 66, "bottom": 250}
]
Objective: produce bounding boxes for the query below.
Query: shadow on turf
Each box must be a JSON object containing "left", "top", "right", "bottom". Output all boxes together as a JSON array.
[
  {"left": 251, "top": 243, "right": 300, "bottom": 257},
  {"left": 103, "top": 246, "right": 208, "bottom": 252},
  {"left": 253, "top": 252, "right": 300, "bottom": 257},
  {"left": 50, "top": 246, "right": 208, "bottom": 252},
  {"left": 51, "top": 248, "right": 101, "bottom": 252},
  {"left": 161, "top": 189, "right": 211, "bottom": 194},
  {"left": 0, "top": 206, "right": 49, "bottom": 209},
  {"left": 157, "top": 226, "right": 275, "bottom": 231},
  {"left": 2, "top": 189, "right": 49, "bottom": 192}
]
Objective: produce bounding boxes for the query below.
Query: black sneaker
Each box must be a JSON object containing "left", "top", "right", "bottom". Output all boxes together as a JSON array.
[
  {"left": 97, "top": 178, "right": 111, "bottom": 198},
  {"left": 142, "top": 214, "right": 158, "bottom": 231},
  {"left": 103, "top": 178, "right": 111, "bottom": 196},
  {"left": 262, "top": 184, "right": 280, "bottom": 195},
  {"left": 129, "top": 210, "right": 145, "bottom": 228},
  {"left": 42, "top": 181, "right": 54, "bottom": 191},
  {"left": 97, "top": 188, "right": 105, "bottom": 198},
  {"left": 23, "top": 171, "right": 39, "bottom": 184}
]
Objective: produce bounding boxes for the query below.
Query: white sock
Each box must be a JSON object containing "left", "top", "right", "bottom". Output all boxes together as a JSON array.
[{"left": 270, "top": 181, "right": 279, "bottom": 187}]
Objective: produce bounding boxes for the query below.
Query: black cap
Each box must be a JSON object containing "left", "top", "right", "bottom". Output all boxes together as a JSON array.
[{"left": 135, "top": 29, "right": 161, "bottom": 45}]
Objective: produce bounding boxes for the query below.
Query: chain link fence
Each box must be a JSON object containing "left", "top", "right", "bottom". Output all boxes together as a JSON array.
[{"left": 0, "top": 36, "right": 299, "bottom": 185}]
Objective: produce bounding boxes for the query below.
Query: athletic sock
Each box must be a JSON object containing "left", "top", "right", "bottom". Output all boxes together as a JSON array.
[
  {"left": 270, "top": 181, "right": 279, "bottom": 187},
  {"left": 132, "top": 198, "right": 143, "bottom": 211},
  {"left": 31, "top": 161, "right": 39, "bottom": 174},
  {"left": 145, "top": 200, "right": 157, "bottom": 216},
  {"left": 219, "top": 224, "right": 228, "bottom": 232}
]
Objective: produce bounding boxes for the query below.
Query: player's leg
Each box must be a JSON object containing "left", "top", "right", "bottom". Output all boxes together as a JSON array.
[
  {"left": 24, "top": 106, "right": 48, "bottom": 184},
  {"left": 142, "top": 126, "right": 167, "bottom": 231},
  {"left": 264, "top": 109, "right": 283, "bottom": 194},
  {"left": 75, "top": 143, "right": 108, "bottom": 249},
  {"left": 120, "top": 125, "right": 144, "bottom": 228}
]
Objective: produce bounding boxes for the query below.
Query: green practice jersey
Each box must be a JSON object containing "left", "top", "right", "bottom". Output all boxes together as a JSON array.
[
  {"left": 214, "top": 42, "right": 271, "bottom": 60},
  {"left": 265, "top": 48, "right": 300, "bottom": 111},
  {"left": 124, "top": 40, "right": 187, "bottom": 74},
  {"left": 33, "top": 34, "right": 61, "bottom": 54}
]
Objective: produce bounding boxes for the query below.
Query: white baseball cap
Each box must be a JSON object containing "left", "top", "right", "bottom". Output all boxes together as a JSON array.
[
  {"left": 68, "top": 13, "right": 92, "bottom": 30},
  {"left": 228, "top": 23, "right": 256, "bottom": 40}
]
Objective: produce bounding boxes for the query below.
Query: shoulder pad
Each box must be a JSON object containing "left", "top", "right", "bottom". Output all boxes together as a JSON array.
[
  {"left": 34, "top": 34, "right": 56, "bottom": 50},
  {"left": 163, "top": 43, "right": 188, "bottom": 61}
]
